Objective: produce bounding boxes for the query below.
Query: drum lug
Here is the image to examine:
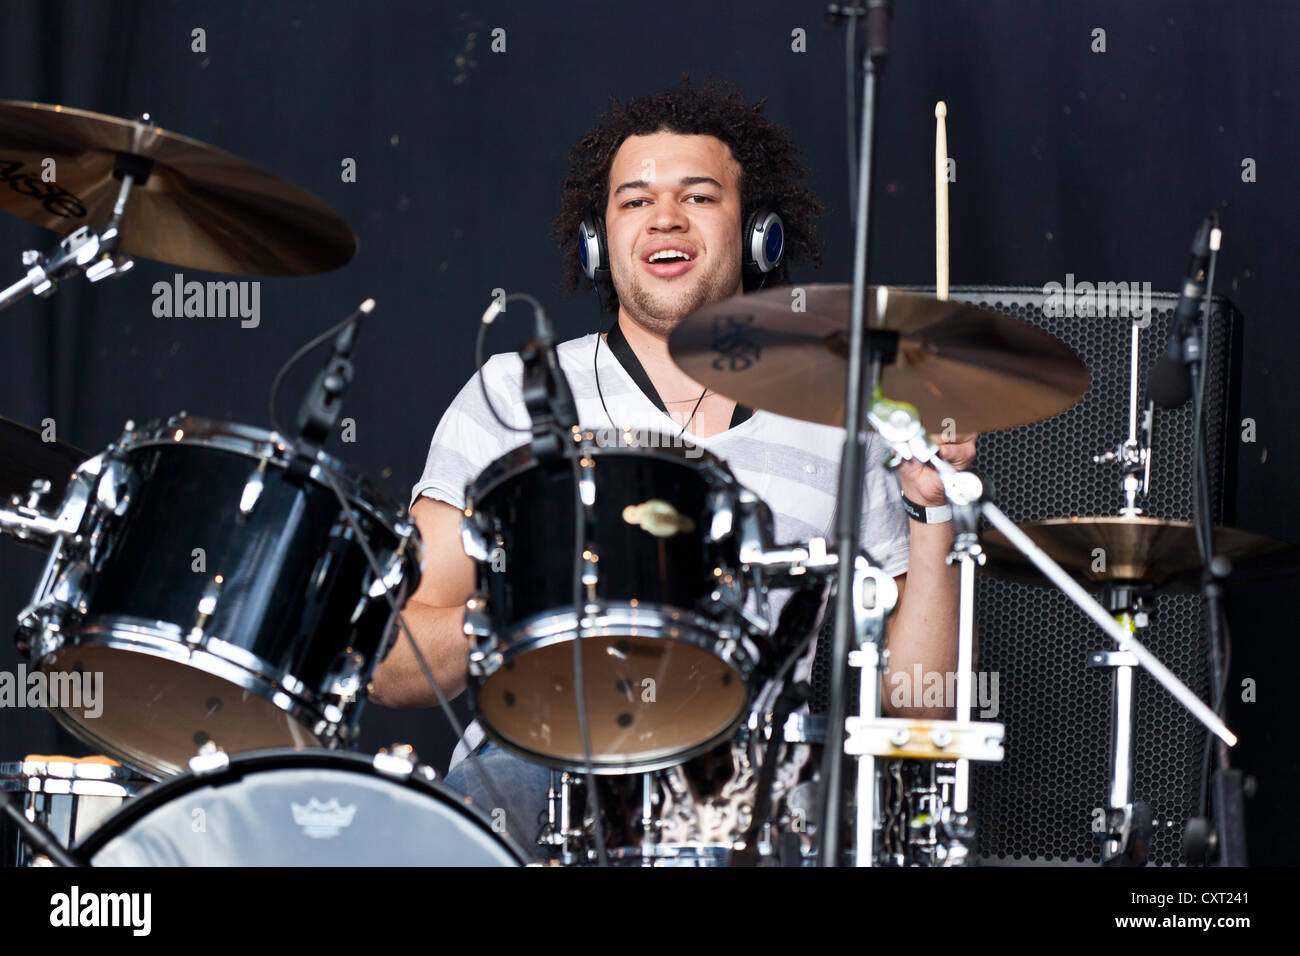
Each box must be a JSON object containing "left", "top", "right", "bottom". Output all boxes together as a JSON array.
[
  {"left": 325, "top": 650, "right": 367, "bottom": 702},
  {"left": 46, "top": 559, "right": 92, "bottom": 617},
  {"left": 373, "top": 743, "right": 420, "bottom": 779},
  {"left": 237, "top": 458, "right": 270, "bottom": 518},
  {"left": 94, "top": 455, "right": 135, "bottom": 516},
  {"left": 460, "top": 508, "right": 489, "bottom": 562},
  {"left": 706, "top": 489, "right": 734, "bottom": 542},
  {"left": 464, "top": 594, "right": 499, "bottom": 675},
  {"left": 188, "top": 575, "right": 225, "bottom": 642},
  {"left": 365, "top": 550, "right": 408, "bottom": 599},
  {"left": 189, "top": 741, "right": 229, "bottom": 775}
]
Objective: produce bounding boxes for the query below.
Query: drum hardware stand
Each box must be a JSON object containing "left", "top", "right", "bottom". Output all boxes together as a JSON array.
[
  {"left": 1087, "top": 321, "right": 1162, "bottom": 865},
  {"left": 0, "top": 150, "right": 149, "bottom": 312},
  {"left": 867, "top": 394, "right": 1237, "bottom": 750},
  {"left": 0, "top": 796, "right": 84, "bottom": 867},
  {"left": 1091, "top": 318, "right": 1155, "bottom": 518},
  {"left": 1088, "top": 583, "right": 1159, "bottom": 865}
]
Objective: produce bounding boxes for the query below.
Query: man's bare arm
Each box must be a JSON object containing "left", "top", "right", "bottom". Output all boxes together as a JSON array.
[
  {"left": 369, "top": 497, "right": 477, "bottom": 708},
  {"left": 881, "top": 520, "right": 962, "bottom": 720}
]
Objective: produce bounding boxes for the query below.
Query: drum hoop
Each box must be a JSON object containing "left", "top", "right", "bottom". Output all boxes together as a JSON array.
[
  {"left": 73, "top": 748, "right": 529, "bottom": 864},
  {"left": 114, "top": 415, "right": 412, "bottom": 540},
  {"left": 477, "top": 602, "right": 756, "bottom": 681},
  {"left": 30, "top": 619, "right": 355, "bottom": 777},
  {"left": 465, "top": 434, "right": 738, "bottom": 507}
]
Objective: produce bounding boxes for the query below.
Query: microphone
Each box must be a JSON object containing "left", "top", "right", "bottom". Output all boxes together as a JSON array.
[
  {"left": 534, "top": 304, "right": 578, "bottom": 429},
  {"left": 1148, "top": 216, "right": 1215, "bottom": 408},
  {"left": 295, "top": 298, "right": 374, "bottom": 444}
]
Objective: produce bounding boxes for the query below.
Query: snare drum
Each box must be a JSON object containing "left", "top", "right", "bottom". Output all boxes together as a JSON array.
[
  {"left": 77, "top": 749, "right": 524, "bottom": 866},
  {"left": 15, "top": 415, "right": 422, "bottom": 777},
  {"left": 1, "top": 755, "right": 150, "bottom": 866},
  {"left": 462, "top": 434, "right": 770, "bottom": 773}
]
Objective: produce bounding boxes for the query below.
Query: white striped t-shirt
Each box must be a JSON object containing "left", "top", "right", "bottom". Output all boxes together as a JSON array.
[{"left": 412, "top": 331, "right": 910, "bottom": 767}]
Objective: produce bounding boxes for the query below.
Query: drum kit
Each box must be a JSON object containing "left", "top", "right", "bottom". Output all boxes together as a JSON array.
[{"left": 0, "top": 92, "right": 1295, "bottom": 869}]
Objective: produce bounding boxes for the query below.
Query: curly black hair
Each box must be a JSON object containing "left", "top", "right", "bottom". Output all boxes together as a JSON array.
[{"left": 551, "top": 78, "right": 824, "bottom": 314}]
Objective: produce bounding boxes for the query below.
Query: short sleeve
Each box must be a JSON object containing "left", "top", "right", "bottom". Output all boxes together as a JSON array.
[
  {"left": 409, "top": 352, "right": 530, "bottom": 511},
  {"left": 858, "top": 433, "right": 910, "bottom": 577}
]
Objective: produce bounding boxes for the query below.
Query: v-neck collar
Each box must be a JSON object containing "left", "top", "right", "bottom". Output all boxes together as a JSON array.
[{"left": 604, "top": 320, "right": 754, "bottom": 429}]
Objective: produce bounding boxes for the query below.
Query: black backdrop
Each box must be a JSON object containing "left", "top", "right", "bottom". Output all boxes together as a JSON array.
[{"left": 1, "top": 1, "right": 1296, "bottom": 863}]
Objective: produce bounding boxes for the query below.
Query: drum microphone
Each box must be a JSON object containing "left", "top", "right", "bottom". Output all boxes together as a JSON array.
[
  {"left": 295, "top": 298, "right": 374, "bottom": 445},
  {"left": 1147, "top": 216, "right": 1216, "bottom": 409}
]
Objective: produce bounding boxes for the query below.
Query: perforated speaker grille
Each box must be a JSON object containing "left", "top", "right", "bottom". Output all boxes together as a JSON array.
[{"left": 812, "top": 286, "right": 1240, "bottom": 866}]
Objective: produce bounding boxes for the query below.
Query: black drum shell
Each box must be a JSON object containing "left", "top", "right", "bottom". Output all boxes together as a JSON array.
[
  {"left": 82, "top": 440, "right": 399, "bottom": 694},
  {"left": 469, "top": 443, "right": 736, "bottom": 628}
]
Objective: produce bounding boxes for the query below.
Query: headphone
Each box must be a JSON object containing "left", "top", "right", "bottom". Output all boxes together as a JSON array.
[{"left": 578, "top": 199, "right": 785, "bottom": 283}]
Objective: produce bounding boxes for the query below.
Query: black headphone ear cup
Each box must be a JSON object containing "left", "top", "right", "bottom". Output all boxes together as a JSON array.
[{"left": 579, "top": 207, "right": 610, "bottom": 282}]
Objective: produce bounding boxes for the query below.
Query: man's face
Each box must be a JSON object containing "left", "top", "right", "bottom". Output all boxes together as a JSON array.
[{"left": 604, "top": 131, "right": 745, "bottom": 336}]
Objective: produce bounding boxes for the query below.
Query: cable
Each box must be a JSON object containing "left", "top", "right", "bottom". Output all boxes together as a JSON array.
[
  {"left": 476, "top": 299, "right": 534, "bottom": 434},
  {"left": 593, "top": 330, "right": 618, "bottom": 431}
]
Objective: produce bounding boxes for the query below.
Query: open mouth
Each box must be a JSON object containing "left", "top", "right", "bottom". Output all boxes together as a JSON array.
[{"left": 640, "top": 244, "right": 698, "bottom": 278}]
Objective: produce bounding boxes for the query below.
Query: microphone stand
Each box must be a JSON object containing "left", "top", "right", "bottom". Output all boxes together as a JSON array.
[
  {"left": 819, "top": 0, "right": 892, "bottom": 868},
  {"left": 1176, "top": 229, "right": 1248, "bottom": 867}
]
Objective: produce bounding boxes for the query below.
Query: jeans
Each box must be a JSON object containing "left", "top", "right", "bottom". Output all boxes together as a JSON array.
[{"left": 444, "top": 741, "right": 553, "bottom": 861}]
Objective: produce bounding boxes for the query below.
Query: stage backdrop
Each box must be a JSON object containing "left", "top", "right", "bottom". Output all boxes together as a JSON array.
[{"left": 0, "top": 0, "right": 1295, "bottom": 863}]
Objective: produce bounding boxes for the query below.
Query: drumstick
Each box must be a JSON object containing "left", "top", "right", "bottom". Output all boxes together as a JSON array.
[{"left": 935, "top": 100, "right": 949, "bottom": 302}]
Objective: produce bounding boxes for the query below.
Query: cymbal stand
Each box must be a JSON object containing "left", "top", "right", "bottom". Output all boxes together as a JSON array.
[
  {"left": 1087, "top": 317, "right": 1159, "bottom": 863},
  {"left": 1087, "top": 582, "right": 1158, "bottom": 865},
  {"left": 866, "top": 396, "right": 1237, "bottom": 754}
]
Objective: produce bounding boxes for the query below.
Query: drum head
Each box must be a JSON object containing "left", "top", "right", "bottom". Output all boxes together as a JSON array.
[
  {"left": 79, "top": 750, "right": 524, "bottom": 866},
  {"left": 478, "top": 631, "right": 746, "bottom": 772},
  {"left": 41, "top": 646, "right": 321, "bottom": 778}
]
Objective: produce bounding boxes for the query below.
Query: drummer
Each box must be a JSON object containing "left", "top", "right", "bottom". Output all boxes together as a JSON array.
[{"left": 371, "top": 81, "right": 977, "bottom": 855}]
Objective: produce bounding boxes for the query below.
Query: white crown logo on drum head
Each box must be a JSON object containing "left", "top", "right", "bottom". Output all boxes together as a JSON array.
[{"left": 290, "top": 798, "right": 358, "bottom": 839}]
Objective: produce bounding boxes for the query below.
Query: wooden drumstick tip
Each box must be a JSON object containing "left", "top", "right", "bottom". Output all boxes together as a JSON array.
[{"left": 935, "top": 101, "right": 947, "bottom": 119}]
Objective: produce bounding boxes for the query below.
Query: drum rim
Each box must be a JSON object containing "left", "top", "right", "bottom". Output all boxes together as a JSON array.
[
  {"left": 465, "top": 431, "right": 739, "bottom": 506},
  {"left": 0, "top": 756, "right": 151, "bottom": 792},
  {"left": 29, "top": 619, "right": 350, "bottom": 777},
  {"left": 472, "top": 601, "right": 756, "bottom": 679},
  {"left": 115, "top": 414, "right": 414, "bottom": 540},
  {"left": 74, "top": 747, "right": 530, "bottom": 864}
]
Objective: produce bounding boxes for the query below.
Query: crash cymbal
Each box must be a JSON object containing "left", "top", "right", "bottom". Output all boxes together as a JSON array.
[
  {"left": 0, "top": 101, "right": 355, "bottom": 276},
  {"left": 0, "top": 415, "right": 85, "bottom": 507},
  {"left": 668, "top": 284, "right": 1090, "bottom": 433},
  {"left": 979, "top": 516, "right": 1300, "bottom": 594}
]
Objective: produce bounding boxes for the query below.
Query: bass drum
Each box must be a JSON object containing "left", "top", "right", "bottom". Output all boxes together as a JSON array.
[{"left": 78, "top": 750, "right": 524, "bottom": 867}]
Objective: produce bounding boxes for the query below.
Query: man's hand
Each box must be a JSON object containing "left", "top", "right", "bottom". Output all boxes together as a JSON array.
[{"left": 895, "top": 433, "right": 978, "bottom": 507}]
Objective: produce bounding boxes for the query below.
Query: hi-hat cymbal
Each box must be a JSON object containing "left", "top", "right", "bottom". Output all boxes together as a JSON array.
[
  {"left": 0, "top": 101, "right": 355, "bottom": 276},
  {"left": 0, "top": 415, "right": 86, "bottom": 507},
  {"left": 980, "top": 516, "right": 1300, "bottom": 594},
  {"left": 668, "top": 284, "right": 1090, "bottom": 433}
]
